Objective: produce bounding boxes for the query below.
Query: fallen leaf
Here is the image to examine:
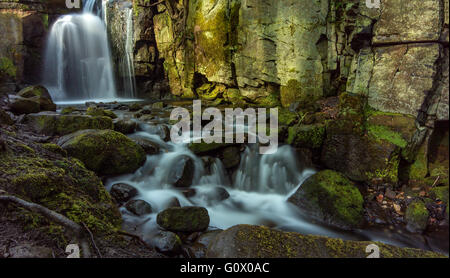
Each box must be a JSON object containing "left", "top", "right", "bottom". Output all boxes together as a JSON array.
[
  {"left": 419, "top": 191, "right": 426, "bottom": 197},
  {"left": 376, "top": 194, "right": 384, "bottom": 203},
  {"left": 393, "top": 204, "right": 402, "bottom": 214}
]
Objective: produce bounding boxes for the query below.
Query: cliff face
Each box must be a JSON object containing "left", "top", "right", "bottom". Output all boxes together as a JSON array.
[{"left": 0, "top": 0, "right": 72, "bottom": 95}]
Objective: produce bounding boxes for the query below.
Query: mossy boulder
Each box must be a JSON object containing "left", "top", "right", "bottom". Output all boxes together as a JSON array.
[
  {"left": 16, "top": 85, "right": 56, "bottom": 112},
  {"left": 113, "top": 118, "right": 137, "bottom": 134},
  {"left": 288, "top": 170, "right": 364, "bottom": 229},
  {"left": 157, "top": 206, "right": 210, "bottom": 233},
  {"left": 0, "top": 143, "right": 121, "bottom": 235},
  {"left": 405, "top": 200, "right": 429, "bottom": 233},
  {"left": 205, "top": 225, "right": 445, "bottom": 258},
  {"left": 8, "top": 95, "right": 41, "bottom": 115},
  {"left": 24, "top": 113, "right": 113, "bottom": 136},
  {"left": 86, "top": 107, "right": 117, "bottom": 119},
  {"left": 287, "top": 124, "right": 325, "bottom": 149},
  {"left": 57, "top": 129, "right": 146, "bottom": 175}
]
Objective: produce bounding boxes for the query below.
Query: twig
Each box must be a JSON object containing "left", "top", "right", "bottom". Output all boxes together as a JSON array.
[
  {"left": 431, "top": 176, "right": 440, "bottom": 187},
  {"left": 117, "top": 231, "right": 148, "bottom": 246},
  {"left": 81, "top": 222, "right": 102, "bottom": 258}
]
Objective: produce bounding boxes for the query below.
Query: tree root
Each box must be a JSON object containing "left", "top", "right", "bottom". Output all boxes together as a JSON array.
[{"left": 0, "top": 195, "right": 92, "bottom": 258}]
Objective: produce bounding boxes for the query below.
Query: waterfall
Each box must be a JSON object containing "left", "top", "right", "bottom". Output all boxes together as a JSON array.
[
  {"left": 120, "top": 7, "right": 137, "bottom": 98},
  {"left": 42, "top": 0, "right": 117, "bottom": 102}
]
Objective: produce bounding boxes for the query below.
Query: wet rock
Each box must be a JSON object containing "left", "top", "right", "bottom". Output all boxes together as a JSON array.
[
  {"left": 125, "top": 199, "right": 153, "bottom": 216},
  {"left": 184, "top": 230, "right": 223, "bottom": 258},
  {"left": 16, "top": 85, "right": 56, "bottom": 112},
  {"left": 205, "top": 225, "right": 445, "bottom": 258},
  {"left": 165, "top": 197, "right": 181, "bottom": 209},
  {"left": 129, "top": 103, "right": 143, "bottom": 112},
  {"left": 114, "top": 118, "right": 137, "bottom": 134},
  {"left": 8, "top": 95, "right": 40, "bottom": 115},
  {"left": 131, "top": 136, "right": 160, "bottom": 155},
  {"left": 86, "top": 107, "right": 117, "bottom": 119},
  {"left": 288, "top": 170, "right": 364, "bottom": 229},
  {"left": 171, "top": 155, "right": 195, "bottom": 188},
  {"left": 110, "top": 183, "right": 138, "bottom": 204},
  {"left": 157, "top": 206, "right": 210, "bottom": 233},
  {"left": 24, "top": 112, "right": 113, "bottom": 136},
  {"left": 214, "top": 187, "right": 230, "bottom": 202},
  {"left": 57, "top": 129, "right": 146, "bottom": 175},
  {"left": 201, "top": 156, "right": 215, "bottom": 175},
  {"left": 220, "top": 146, "right": 241, "bottom": 169},
  {"left": 181, "top": 188, "right": 197, "bottom": 198},
  {"left": 152, "top": 230, "right": 182, "bottom": 255},
  {"left": 0, "top": 108, "right": 13, "bottom": 125},
  {"left": 405, "top": 200, "right": 429, "bottom": 233}
]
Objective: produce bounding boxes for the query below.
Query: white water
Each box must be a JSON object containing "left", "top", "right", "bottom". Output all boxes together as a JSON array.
[
  {"left": 42, "top": 5, "right": 117, "bottom": 101},
  {"left": 120, "top": 7, "right": 137, "bottom": 98},
  {"left": 105, "top": 120, "right": 362, "bottom": 244}
]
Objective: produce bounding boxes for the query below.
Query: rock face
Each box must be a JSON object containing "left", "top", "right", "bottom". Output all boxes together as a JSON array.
[
  {"left": 157, "top": 206, "right": 210, "bottom": 232},
  {"left": 205, "top": 225, "right": 445, "bottom": 258},
  {"left": 288, "top": 170, "right": 364, "bottom": 229},
  {"left": 57, "top": 129, "right": 146, "bottom": 175},
  {"left": 0, "top": 1, "right": 69, "bottom": 95}
]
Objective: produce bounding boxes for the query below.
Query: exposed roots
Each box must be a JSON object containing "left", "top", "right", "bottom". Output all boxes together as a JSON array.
[{"left": 0, "top": 194, "right": 92, "bottom": 258}]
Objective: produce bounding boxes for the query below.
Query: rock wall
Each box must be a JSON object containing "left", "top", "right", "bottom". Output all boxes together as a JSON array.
[{"left": 0, "top": 0, "right": 73, "bottom": 96}]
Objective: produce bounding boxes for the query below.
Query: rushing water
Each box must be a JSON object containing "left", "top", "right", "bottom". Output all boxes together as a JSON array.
[{"left": 100, "top": 107, "right": 448, "bottom": 255}]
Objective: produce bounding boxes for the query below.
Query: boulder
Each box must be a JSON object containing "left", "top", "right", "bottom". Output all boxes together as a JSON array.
[
  {"left": 288, "top": 170, "right": 364, "bottom": 229},
  {"left": 170, "top": 155, "right": 195, "bottom": 188},
  {"left": 17, "top": 85, "right": 56, "bottom": 112},
  {"left": 220, "top": 146, "right": 241, "bottom": 169},
  {"left": 57, "top": 129, "right": 146, "bottom": 175},
  {"left": 157, "top": 206, "right": 210, "bottom": 233},
  {"left": 86, "top": 107, "right": 117, "bottom": 119},
  {"left": 110, "top": 183, "right": 138, "bottom": 204},
  {"left": 152, "top": 230, "right": 182, "bottom": 255},
  {"left": 125, "top": 199, "right": 152, "bottom": 216},
  {"left": 24, "top": 112, "right": 113, "bottom": 136},
  {"left": 131, "top": 136, "right": 160, "bottom": 155},
  {"left": 8, "top": 95, "right": 40, "bottom": 115},
  {"left": 205, "top": 225, "right": 445, "bottom": 258},
  {"left": 405, "top": 200, "right": 429, "bottom": 233},
  {"left": 113, "top": 118, "right": 137, "bottom": 134}
]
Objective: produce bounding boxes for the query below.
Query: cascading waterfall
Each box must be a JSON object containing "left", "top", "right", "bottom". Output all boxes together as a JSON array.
[
  {"left": 120, "top": 7, "right": 137, "bottom": 98},
  {"left": 42, "top": 0, "right": 119, "bottom": 102}
]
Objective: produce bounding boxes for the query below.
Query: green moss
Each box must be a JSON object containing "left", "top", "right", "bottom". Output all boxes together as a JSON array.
[
  {"left": 405, "top": 200, "right": 429, "bottom": 232},
  {"left": 368, "top": 125, "right": 407, "bottom": 148},
  {"left": 287, "top": 124, "right": 325, "bottom": 149},
  {"left": 278, "top": 109, "right": 298, "bottom": 126},
  {"left": 292, "top": 170, "right": 364, "bottom": 228},
  {"left": 41, "top": 143, "right": 67, "bottom": 156},
  {"left": 60, "top": 130, "right": 146, "bottom": 175},
  {"left": 188, "top": 142, "right": 228, "bottom": 155},
  {"left": 429, "top": 186, "right": 449, "bottom": 205},
  {"left": 86, "top": 107, "right": 117, "bottom": 119},
  {"left": 61, "top": 107, "right": 76, "bottom": 115},
  {"left": 0, "top": 57, "right": 17, "bottom": 78},
  {"left": 41, "top": 14, "right": 49, "bottom": 30}
]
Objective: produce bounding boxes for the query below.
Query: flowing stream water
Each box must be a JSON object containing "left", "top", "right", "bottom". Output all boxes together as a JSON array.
[{"left": 103, "top": 108, "right": 447, "bottom": 254}]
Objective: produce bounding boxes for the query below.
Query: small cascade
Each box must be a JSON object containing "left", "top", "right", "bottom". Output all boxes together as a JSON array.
[{"left": 120, "top": 7, "right": 137, "bottom": 98}]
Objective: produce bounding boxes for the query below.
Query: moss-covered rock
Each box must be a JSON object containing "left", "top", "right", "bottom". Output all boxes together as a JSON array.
[
  {"left": 288, "top": 170, "right": 364, "bottom": 229},
  {"left": 0, "top": 143, "right": 121, "bottom": 235},
  {"left": 205, "top": 225, "right": 445, "bottom": 258},
  {"left": 156, "top": 206, "right": 210, "bottom": 233},
  {"left": 24, "top": 112, "right": 113, "bottom": 136},
  {"left": 8, "top": 95, "right": 41, "bottom": 115},
  {"left": 17, "top": 85, "right": 56, "bottom": 112},
  {"left": 287, "top": 124, "right": 325, "bottom": 149},
  {"left": 86, "top": 107, "right": 117, "bottom": 119},
  {"left": 113, "top": 118, "right": 137, "bottom": 134},
  {"left": 57, "top": 129, "right": 146, "bottom": 175},
  {"left": 405, "top": 200, "right": 429, "bottom": 233}
]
